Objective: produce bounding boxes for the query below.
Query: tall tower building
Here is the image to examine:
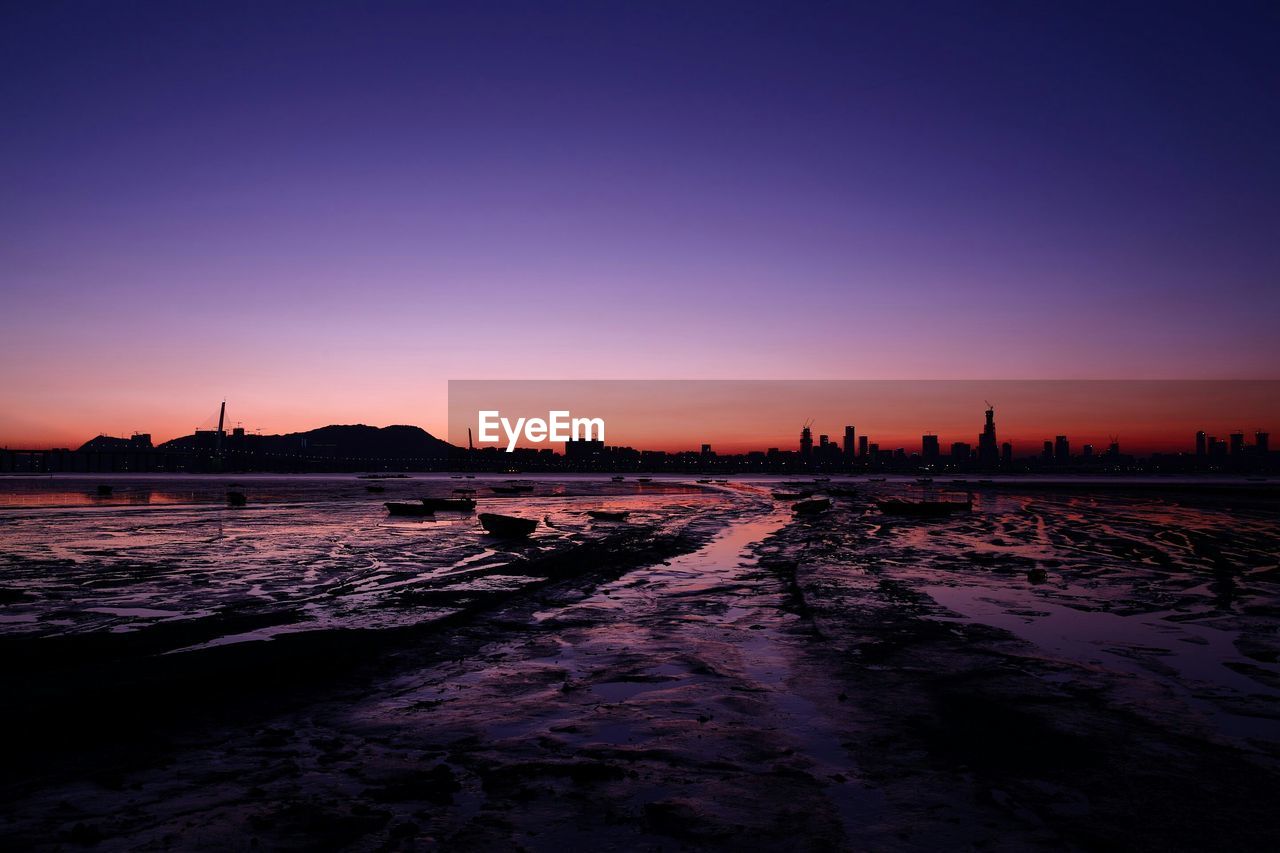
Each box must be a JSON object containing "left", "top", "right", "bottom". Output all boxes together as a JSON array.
[
  {"left": 922, "top": 433, "right": 940, "bottom": 463},
  {"left": 843, "top": 426, "right": 855, "bottom": 460},
  {"left": 977, "top": 403, "right": 999, "bottom": 467},
  {"left": 800, "top": 425, "right": 813, "bottom": 459},
  {"left": 1195, "top": 431, "right": 1206, "bottom": 457}
]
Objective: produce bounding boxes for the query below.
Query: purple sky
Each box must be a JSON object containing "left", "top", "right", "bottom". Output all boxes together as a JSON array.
[{"left": 2, "top": 2, "right": 1278, "bottom": 446}]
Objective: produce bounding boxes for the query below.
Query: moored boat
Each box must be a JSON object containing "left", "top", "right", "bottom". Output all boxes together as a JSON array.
[
  {"left": 491, "top": 483, "right": 534, "bottom": 494},
  {"left": 385, "top": 502, "right": 434, "bottom": 517},
  {"left": 587, "top": 509, "right": 630, "bottom": 521},
  {"left": 792, "top": 497, "right": 831, "bottom": 515},
  {"left": 611, "top": 476, "right": 625, "bottom": 482},
  {"left": 420, "top": 497, "right": 477, "bottom": 511},
  {"left": 226, "top": 491, "right": 247, "bottom": 507},
  {"left": 478, "top": 512, "right": 538, "bottom": 537},
  {"left": 874, "top": 497, "right": 971, "bottom": 517}
]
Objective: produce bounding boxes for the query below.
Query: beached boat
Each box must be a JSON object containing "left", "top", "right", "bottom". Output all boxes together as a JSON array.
[
  {"left": 95, "top": 484, "right": 113, "bottom": 496},
  {"left": 587, "top": 510, "right": 630, "bottom": 521},
  {"left": 478, "top": 512, "right": 538, "bottom": 537},
  {"left": 420, "top": 497, "right": 476, "bottom": 511},
  {"left": 637, "top": 478, "right": 653, "bottom": 483},
  {"left": 825, "top": 486, "right": 860, "bottom": 497},
  {"left": 874, "top": 497, "right": 971, "bottom": 517},
  {"left": 491, "top": 482, "right": 534, "bottom": 494},
  {"left": 385, "top": 502, "right": 434, "bottom": 517},
  {"left": 226, "top": 491, "right": 247, "bottom": 507},
  {"left": 696, "top": 479, "right": 713, "bottom": 484},
  {"left": 772, "top": 491, "right": 805, "bottom": 500},
  {"left": 792, "top": 497, "right": 832, "bottom": 515},
  {"left": 611, "top": 476, "right": 625, "bottom": 482}
]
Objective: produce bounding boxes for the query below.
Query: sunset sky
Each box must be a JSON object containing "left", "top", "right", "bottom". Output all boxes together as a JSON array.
[
  {"left": 3, "top": 2, "right": 1277, "bottom": 448},
  {"left": 448, "top": 380, "right": 1280, "bottom": 455}
]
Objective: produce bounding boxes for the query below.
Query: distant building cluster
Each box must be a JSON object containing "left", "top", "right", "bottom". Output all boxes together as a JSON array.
[{"left": 1, "top": 402, "right": 1275, "bottom": 475}]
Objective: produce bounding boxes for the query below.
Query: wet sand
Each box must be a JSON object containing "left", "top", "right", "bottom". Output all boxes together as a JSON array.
[{"left": 2, "top": 477, "right": 1279, "bottom": 849}]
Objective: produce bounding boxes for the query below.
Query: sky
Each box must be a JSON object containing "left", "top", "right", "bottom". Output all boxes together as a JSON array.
[
  {"left": 2, "top": 1, "right": 1278, "bottom": 447},
  {"left": 447, "top": 380, "right": 1280, "bottom": 455}
]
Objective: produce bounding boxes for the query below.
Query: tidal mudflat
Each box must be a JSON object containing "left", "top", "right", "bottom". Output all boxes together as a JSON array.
[{"left": 1, "top": 476, "right": 1278, "bottom": 850}]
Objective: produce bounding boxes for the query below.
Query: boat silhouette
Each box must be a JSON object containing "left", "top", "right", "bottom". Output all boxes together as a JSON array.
[
  {"left": 478, "top": 512, "right": 538, "bottom": 537},
  {"left": 385, "top": 502, "right": 434, "bottom": 517}
]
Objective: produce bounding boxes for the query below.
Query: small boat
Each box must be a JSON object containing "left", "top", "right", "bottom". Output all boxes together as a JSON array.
[
  {"left": 385, "top": 502, "right": 434, "bottom": 517},
  {"left": 452, "top": 487, "right": 476, "bottom": 495},
  {"left": 868, "top": 477, "right": 886, "bottom": 482},
  {"left": 226, "top": 491, "right": 247, "bottom": 506},
  {"left": 826, "top": 486, "right": 859, "bottom": 497},
  {"left": 95, "top": 484, "right": 113, "bottom": 496},
  {"left": 478, "top": 512, "right": 538, "bottom": 538},
  {"left": 792, "top": 497, "right": 831, "bottom": 515},
  {"left": 772, "top": 491, "right": 804, "bottom": 500},
  {"left": 696, "top": 479, "right": 713, "bottom": 484},
  {"left": 490, "top": 484, "right": 533, "bottom": 495},
  {"left": 874, "top": 498, "right": 971, "bottom": 517},
  {"left": 916, "top": 477, "right": 934, "bottom": 485},
  {"left": 365, "top": 485, "right": 386, "bottom": 493},
  {"left": 420, "top": 497, "right": 476, "bottom": 511},
  {"left": 587, "top": 510, "right": 630, "bottom": 521},
  {"left": 611, "top": 476, "right": 625, "bottom": 482},
  {"left": 637, "top": 478, "right": 653, "bottom": 484}
]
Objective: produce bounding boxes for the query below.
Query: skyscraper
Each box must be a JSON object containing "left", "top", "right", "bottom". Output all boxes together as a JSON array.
[
  {"left": 1230, "top": 432, "right": 1245, "bottom": 456},
  {"left": 843, "top": 425, "right": 855, "bottom": 460},
  {"left": 858, "top": 435, "right": 868, "bottom": 458},
  {"left": 922, "top": 434, "right": 940, "bottom": 464},
  {"left": 800, "top": 424, "right": 813, "bottom": 459},
  {"left": 1257, "top": 431, "right": 1271, "bottom": 455},
  {"left": 1195, "top": 431, "right": 1206, "bottom": 457},
  {"left": 1055, "top": 435, "right": 1070, "bottom": 462},
  {"left": 977, "top": 403, "right": 999, "bottom": 467}
]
